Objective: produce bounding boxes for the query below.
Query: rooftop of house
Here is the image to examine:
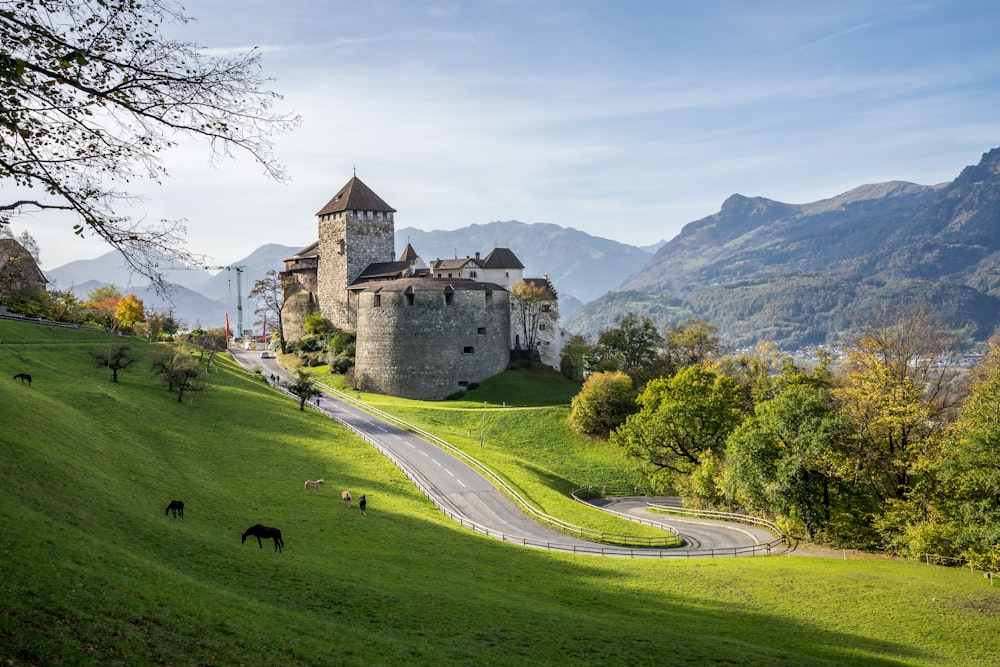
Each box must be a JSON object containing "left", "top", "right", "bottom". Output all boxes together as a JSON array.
[
  {"left": 316, "top": 175, "right": 397, "bottom": 217},
  {"left": 358, "top": 276, "right": 507, "bottom": 293}
]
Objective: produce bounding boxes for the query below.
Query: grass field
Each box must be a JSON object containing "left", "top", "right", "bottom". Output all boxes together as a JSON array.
[{"left": 2, "top": 319, "right": 999, "bottom": 666}]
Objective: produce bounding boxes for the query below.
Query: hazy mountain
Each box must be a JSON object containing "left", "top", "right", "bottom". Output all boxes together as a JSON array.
[
  {"left": 567, "top": 147, "right": 1000, "bottom": 349},
  {"left": 395, "top": 221, "right": 652, "bottom": 303},
  {"left": 48, "top": 244, "right": 299, "bottom": 330},
  {"left": 45, "top": 250, "right": 212, "bottom": 293}
]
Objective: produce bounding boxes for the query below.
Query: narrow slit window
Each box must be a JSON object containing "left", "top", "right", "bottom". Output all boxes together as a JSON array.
[{"left": 464, "top": 346, "right": 474, "bottom": 354}]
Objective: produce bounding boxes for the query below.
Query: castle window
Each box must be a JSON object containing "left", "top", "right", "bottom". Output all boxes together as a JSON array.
[
  {"left": 373, "top": 294, "right": 381, "bottom": 307},
  {"left": 477, "top": 327, "right": 486, "bottom": 335},
  {"left": 445, "top": 292, "right": 454, "bottom": 305},
  {"left": 464, "top": 346, "right": 474, "bottom": 354},
  {"left": 338, "top": 239, "right": 346, "bottom": 255},
  {"left": 470, "top": 271, "right": 477, "bottom": 278},
  {"left": 405, "top": 292, "right": 414, "bottom": 306},
  {"left": 485, "top": 290, "right": 492, "bottom": 304}
]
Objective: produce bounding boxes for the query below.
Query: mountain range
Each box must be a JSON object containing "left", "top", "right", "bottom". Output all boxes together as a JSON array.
[
  {"left": 42, "top": 146, "right": 1000, "bottom": 349},
  {"left": 565, "top": 146, "right": 1000, "bottom": 349}
]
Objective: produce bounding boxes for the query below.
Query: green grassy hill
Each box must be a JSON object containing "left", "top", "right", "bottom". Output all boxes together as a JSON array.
[{"left": 1, "top": 320, "right": 998, "bottom": 665}]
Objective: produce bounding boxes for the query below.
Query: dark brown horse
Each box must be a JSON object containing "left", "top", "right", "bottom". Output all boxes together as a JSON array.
[
  {"left": 242, "top": 524, "right": 284, "bottom": 553},
  {"left": 165, "top": 500, "right": 184, "bottom": 518},
  {"left": 13, "top": 373, "right": 31, "bottom": 386}
]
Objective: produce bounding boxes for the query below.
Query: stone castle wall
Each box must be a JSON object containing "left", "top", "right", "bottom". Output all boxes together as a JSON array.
[
  {"left": 279, "top": 261, "right": 318, "bottom": 342},
  {"left": 317, "top": 211, "right": 395, "bottom": 329},
  {"left": 354, "top": 283, "right": 510, "bottom": 401}
]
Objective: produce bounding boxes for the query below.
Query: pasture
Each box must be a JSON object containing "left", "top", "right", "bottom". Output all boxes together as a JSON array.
[{"left": 1, "top": 319, "right": 998, "bottom": 665}]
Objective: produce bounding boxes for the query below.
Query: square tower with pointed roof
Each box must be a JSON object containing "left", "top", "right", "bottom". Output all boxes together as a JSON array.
[{"left": 315, "top": 175, "right": 397, "bottom": 327}]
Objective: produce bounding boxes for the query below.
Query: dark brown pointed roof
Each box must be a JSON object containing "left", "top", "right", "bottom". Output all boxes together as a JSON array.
[
  {"left": 482, "top": 247, "right": 524, "bottom": 269},
  {"left": 315, "top": 176, "right": 396, "bottom": 216},
  {"left": 398, "top": 243, "right": 419, "bottom": 262}
]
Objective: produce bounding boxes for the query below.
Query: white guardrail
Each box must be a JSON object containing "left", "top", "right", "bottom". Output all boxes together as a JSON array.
[{"left": 239, "top": 354, "right": 783, "bottom": 557}]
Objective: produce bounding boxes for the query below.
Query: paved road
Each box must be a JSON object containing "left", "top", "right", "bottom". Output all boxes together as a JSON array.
[{"left": 234, "top": 350, "right": 784, "bottom": 557}]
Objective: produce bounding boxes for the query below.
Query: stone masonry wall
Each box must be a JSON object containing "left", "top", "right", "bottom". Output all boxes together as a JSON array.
[
  {"left": 317, "top": 211, "right": 394, "bottom": 329},
  {"left": 355, "top": 286, "right": 511, "bottom": 400}
]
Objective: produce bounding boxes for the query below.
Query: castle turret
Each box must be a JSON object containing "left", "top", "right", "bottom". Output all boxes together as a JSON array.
[{"left": 316, "top": 175, "right": 396, "bottom": 328}]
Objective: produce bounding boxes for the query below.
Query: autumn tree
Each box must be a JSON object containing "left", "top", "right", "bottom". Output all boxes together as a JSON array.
[
  {"left": 568, "top": 370, "right": 636, "bottom": 437},
  {"left": 286, "top": 369, "right": 322, "bottom": 411},
  {"left": 612, "top": 365, "right": 744, "bottom": 491},
  {"left": 84, "top": 285, "right": 122, "bottom": 331},
  {"left": 249, "top": 270, "right": 287, "bottom": 353},
  {"left": 662, "top": 318, "right": 724, "bottom": 376},
  {"left": 1, "top": 0, "right": 298, "bottom": 285},
  {"left": 509, "top": 281, "right": 557, "bottom": 365},
  {"left": 114, "top": 294, "right": 146, "bottom": 331},
  {"left": 91, "top": 343, "right": 135, "bottom": 383},
  {"left": 836, "top": 303, "right": 961, "bottom": 505}
]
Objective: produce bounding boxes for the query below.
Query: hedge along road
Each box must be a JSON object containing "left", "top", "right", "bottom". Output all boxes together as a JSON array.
[{"left": 238, "top": 350, "right": 785, "bottom": 558}]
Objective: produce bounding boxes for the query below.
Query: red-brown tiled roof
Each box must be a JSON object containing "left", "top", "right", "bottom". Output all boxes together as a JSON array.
[{"left": 315, "top": 176, "right": 396, "bottom": 216}]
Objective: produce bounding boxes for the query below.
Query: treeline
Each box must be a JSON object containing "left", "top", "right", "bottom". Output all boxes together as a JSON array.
[{"left": 563, "top": 307, "right": 1000, "bottom": 570}]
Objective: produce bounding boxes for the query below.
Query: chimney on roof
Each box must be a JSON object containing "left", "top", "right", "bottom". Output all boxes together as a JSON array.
[{"left": 475, "top": 252, "right": 480, "bottom": 260}]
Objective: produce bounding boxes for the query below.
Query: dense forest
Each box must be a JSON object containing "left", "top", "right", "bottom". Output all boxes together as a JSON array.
[{"left": 564, "top": 308, "right": 1000, "bottom": 569}]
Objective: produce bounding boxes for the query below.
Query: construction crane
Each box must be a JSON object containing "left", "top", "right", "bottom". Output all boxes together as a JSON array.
[
  {"left": 163, "top": 264, "right": 247, "bottom": 339},
  {"left": 204, "top": 265, "right": 247, "bottom": 339}
]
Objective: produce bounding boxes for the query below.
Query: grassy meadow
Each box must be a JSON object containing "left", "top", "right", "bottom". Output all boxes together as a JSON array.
[{"left": 2, "top": 319, "right": 999, "bottom": 666}]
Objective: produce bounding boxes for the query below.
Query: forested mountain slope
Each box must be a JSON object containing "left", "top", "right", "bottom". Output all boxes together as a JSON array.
[{"left": 567, "top": 147, "right": 1000, "bottom": 348}]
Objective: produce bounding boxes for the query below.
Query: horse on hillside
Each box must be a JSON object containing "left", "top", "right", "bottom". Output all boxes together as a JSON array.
[
  {"left": 342, "top": 490, "right": 352, "bottom": 508},
  {"left": 359, "top": 494, "right": 367, "bottom": 516},
  {"left": 165, "top": 500, "right": 184, "bottom": 518},
  {"left": 304, "top": 479, "right": 325, "bottom": 494},
  {"left": 242, "top": 524, "right": 284, "bottom": 553},
  {"left": 13, "top": 373, "right": 31, "bottom": 386}
]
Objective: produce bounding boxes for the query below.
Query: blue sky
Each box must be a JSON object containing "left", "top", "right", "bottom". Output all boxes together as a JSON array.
[{"left": 25, "top": 0, "right": 1000, "bottom": 270}]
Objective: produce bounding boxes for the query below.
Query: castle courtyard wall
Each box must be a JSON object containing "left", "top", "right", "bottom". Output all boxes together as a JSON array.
[{"left": 354, "top": 285, "right": 510, "bottom": 401}]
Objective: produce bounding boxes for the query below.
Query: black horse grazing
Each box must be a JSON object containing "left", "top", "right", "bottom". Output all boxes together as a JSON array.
[
  {"left": 13, "top": 373, "right": 31, "bottom": 386},
  {"left": 165, "top": 500, "right": 184, "bottom": 518},
  {"left": 242, "top": 524, "right": 284, "bottom": 553}
]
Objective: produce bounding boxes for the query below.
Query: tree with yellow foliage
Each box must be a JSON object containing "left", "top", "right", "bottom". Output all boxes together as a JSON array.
[{"left": 115, "top": 294, "right": 146, "bottom": 331}]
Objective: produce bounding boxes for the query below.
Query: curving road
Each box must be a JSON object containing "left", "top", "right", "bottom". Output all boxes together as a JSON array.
[{"left": 234, "top": 350, "right": 785, "bottom": 557}]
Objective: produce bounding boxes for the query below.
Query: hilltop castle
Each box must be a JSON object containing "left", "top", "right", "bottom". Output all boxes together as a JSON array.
[{"left": 280, "top": 175, "right": 563, "bottom": 400}]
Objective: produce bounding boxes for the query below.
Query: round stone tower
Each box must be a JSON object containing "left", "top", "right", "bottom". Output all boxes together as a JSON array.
[
  {"left": 354, "top": 277, "right": 511, "bottom": 400},
  {"left": 315, "top": 176, "right": 396, "bottom": 329}
]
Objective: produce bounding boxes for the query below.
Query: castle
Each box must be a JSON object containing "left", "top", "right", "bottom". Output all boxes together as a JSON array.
[{"left": 280, "top": 175, "right": 563, "bottom": 400}]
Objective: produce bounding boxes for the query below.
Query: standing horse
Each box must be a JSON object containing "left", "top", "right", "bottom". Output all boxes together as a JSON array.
[
  {"left": 359, "top": 494, "right": 367, "bottom": 516},
  {"left": 242, "top": 524, "right": 284, "bottom": 553},
  {"left": 13, "top": 373, "right": 31, "bottom": 385},
  {"left": 304, "top": 479, "right": 325, "bottom": 494},
  {"left": 342, "top": 490, "right": 352, "bottom": 508},
  {"left": 165, "top": 500, "right": 184, "bottom": 518}
]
